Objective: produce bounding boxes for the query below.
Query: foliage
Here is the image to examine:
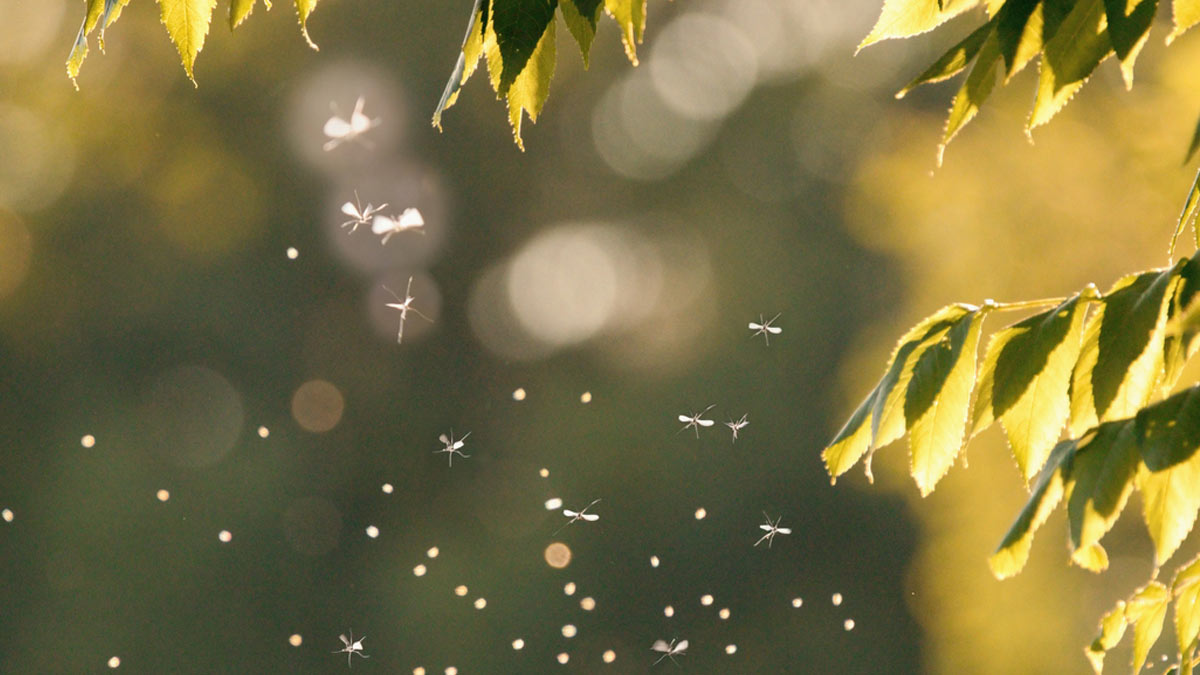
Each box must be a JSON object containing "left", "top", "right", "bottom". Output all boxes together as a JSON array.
[
  {"left": 67, "top": 0, "right": 322, "bottom": 88},
  {"left": 867, "top": 0, "right": 1200, "bottom": 164}
]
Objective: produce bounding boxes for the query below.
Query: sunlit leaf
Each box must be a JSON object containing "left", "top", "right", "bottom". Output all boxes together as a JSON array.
[
  {"left": 939, "top": 29, "right": 1003, "bottom": 165},
  {"left": 560, "top": 0, "right": 603, "bottom": 67},
  {"left": 972, "top": 296, "right": 1088, "bottom": 482},
  {"left": 1070, "top": 267, "right": 1177, "bottom": 436},
  {"left": 1135, "top": 385, "right": 1200, "bottom": 567},
  {"left": 995, "top": 0, "right": 1039, "bottom": 73},
  {"left": 492, "top": 0, "right": 557, "bottom": 93},
  {"left": 1168, "top": 0, "right": 1200, "bottom": 43},
  {"left": 505, "top": 15, "right": 556, "bottom": 150},
  {"left": 895, "top": 20, "right": 992, "bottom": 99},
  {"left": 604, "top": 0, "right": 646, "bottom": 65},
  {"left": 1066, "top": 420, "right": 1138, "bottom": 570},
  {"left": 906, "top": 309, "right": 985, "bottom": 495},
  {"left": 1163, "top": 257, "right": 1200, "bottom": 394},
  {"left": 1103, "top": 0, "right": 1157, "bottom": 88},
  {"left": 1174, "top": 554, "right": 1200, "bottom": 665},
  {"left": 294, "top": 0, "right": 321, "bottom": 50},
  {"left": 158, "top": 0, "right": 219, "bottom": 85},
  {"left": 859, "top": 0, "right": 982, "bottom": 51},
  {"left": 1085, "top": 599, "right": 1129, "bottom": 674},
  {"left": 67, "top": 0, "right": 130, "bottom": 88},
  {"left": 1071, "top": 542, "right": 1110, "bottom": 572},
  {"left": 98, "top": 0, "right": 131, "bottom": 50},
  {"left": 1174, "top": 172, "right": 1200, "bottom": 260},
  {"left": 1187, "top": 113, "right": 1200, "bottom": 165},
  {"left": 1127, "top": 581, "right": 1171, "bottom": 673},
  {"left": 433, "top": 0, "right": 488, "bottom": 132},
  {"left": 1028, "top": 0, "right": 1113, "bottom": 130},
  {"left": 989, "top": 438, "right": 1072, "bottom": 579},
  {"left": 230, "top": 0, "right": 270, "bottom": 30}
]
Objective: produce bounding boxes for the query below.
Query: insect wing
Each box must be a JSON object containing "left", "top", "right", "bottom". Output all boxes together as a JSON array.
[
  {"left": 342, "top": 201, "right": 362, "bottom": 218},
  {"left": 563, "top": 509, "right": 580, "bottom": 518},
  {"left": 371, "top": 214, "right": 397, "bottom": 234},
  {"left": 439, "top": 434, "right": 450, "bottom": 445},
  {"left": 651, "top": 640, "right": 671, "bottom": 653},
  {"left": 697, "top": 419, "right": 715, "bottom": 427},
  {"left": 451, "top": 440, "right": 465, "bottom": 451},
  {"left": 581, "top": 513, "right": 600, "bottom": 521},
  {"left": 678, "top": 415, "right": 692, "bottom": 423},
  {"left": 673, "top": 640, "right": 688, "bottom": 653},
  {"left": 760, "top": 524, "right": 774, "bottom": 532},
  {"left": 398, "top": 207, "right": 424, "bottom": 228},
  {"left": 778, "top": 527, "right": 792, "bottom": 534},
  {"left": 767, "top": 325, "right": 783, "bottom": 334},
  {"left": 749, "top": 322, "right": 763, "bottom": 330},
  {"left": 339, "top": 634, "right": 351, "bottom": 647},
  {"left": 324, "top": 116, "right": 352, "bottom": 138}
]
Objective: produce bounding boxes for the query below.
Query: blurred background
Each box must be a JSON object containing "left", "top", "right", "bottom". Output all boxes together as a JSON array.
[{"left": 1, "top": 0, "right": 1199, "bottom": 672}]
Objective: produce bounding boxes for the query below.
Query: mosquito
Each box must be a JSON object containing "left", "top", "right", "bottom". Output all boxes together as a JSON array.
[
  {"left": 651, "top": 638, "right": 688, "bottom": 666},
  {"left": 436, "top": 430, "right": 471, "bottom": 467},
  {"left": 677, "top": 404, "right": 716, "bottom": 438},
  {"left": 372, "top": 207, "right": 425, "bottom": 244},
  {"left": 749, "top": 313, "right": 783, "bottom": 345},
  {"left": 554, "top": 498, "right": 600, "bottom": 534},
  {"left": 340, "top": 191, "right": 388, "bottom": 233},
  {"left": 323, "top": 96, "right": 379, "bottom": 151},
  {"left": 725, "top": 413, "right": 749, "bottom": 442},
  {"left": 382, "top": 276, "right": 432, "bottom": 344},
  {"left": 754, "top": 512, "right": 792, "bottom": 548},
  {"left": 332, "top": 631, "right": 369, "bottom": 667}
]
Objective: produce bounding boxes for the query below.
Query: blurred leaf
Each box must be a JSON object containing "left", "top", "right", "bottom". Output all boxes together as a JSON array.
[
  {"left": 906, "top": 310, "right": 985, "bottom": 495},
  {"left": 230, "top": 0, "right": 270, "bottom": 30},
  {"left": 1103, "top": 0, "right": 1157, "bottom": 88},
  {"left": 294, "top": 0, "right": 321, "bottom": 50},
  {"left": 1069, "top": 267, "right": 1177, "bottom": 436},
  {"left": 895, "top": 20, "right": 993, "bottom": 99},
  {"left": 604, "top": 0, "right": 646, "bottom": 65},
  {"left": 1162, "top": 257, "right": 1200, "bottom": 394},
  {"left": 972, "top": 295, "right": 1088, "bottom": 482},
  {"left": 1127, "top": 581, "right": 1171, "bottom": 673},
  {"left": 1174, "top": 554, "right": 1200, "bottom": 667},
  {"left": 1086, "top": 599, "right": 1129, "bottom": 674},
  {"left": 859, "top": 0, "right": 983, "bottom": 51},
  {"left": 98, "top": 0, "right": 131, "bottom": 49},
  {"left": 433, "top": 0, "right": 487, "bottom": 132},
  {"left": 1135, "top": 385, "right": 1200, "bottom": 567},
  {"left": 1066, "top": 420, "right": 1138, "bottom": 571},
  {"left": 159, "top": 0, "right": 219, "bottom": 85},
  {"left": 493, "top": 0, "right": 557, "bottom": 92},
  {"left": 1173, "top": 172, "right": 1200, "bottom": 260},
  {"left": 1072, "top": 542, "right": 1110, "bottom": 572},
  {"left": 1169, "top": 0, "right": 1200, "bottom": 43},
  {"left": 560, "top": 0, "right": 602, "bottom": 67},
  {"left": 1029, "top": 0, "right": 1114, "bottom": 130},
  {"left": 67, "top": 0, "right": 130, "bottom": 88},
  {"left": 989, "top": 437, "right": 1072, "bottom": 578},
  {"left": 505, "top": 15, "right": 556, "bottom": 150}
]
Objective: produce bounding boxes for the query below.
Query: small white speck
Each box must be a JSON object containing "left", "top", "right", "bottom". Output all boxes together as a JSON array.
[
  {"left": 650, "top": 555, "right": 660, "bottom": 568},
  {"left": 562, "top": 624, "right": 577, "bottom": 638},
  {"left": 556, "top": 653, "right": 569, "bottom": 665},
  {"left": 365, "top": 525, "right": 379, "bottom": 538},
  {"left": 513, "top": 388, "right": 526, "bottom": 401},
  {"left": 218, "top": 530, "right": 232, "bottom": 543},
  {"left": 382, "top": 483, "right": 394, "bottom": 494},
  {"left": 719, "top": 608, "right": 730, "bottom": 620},
  {"left": 663, "top": 605, "right": 674, "bottom": 617},
  {"left": 413, "top": 564, "right": 427, "bottom": 577},
  {"left": 694, "top": 508, "right": 707, "bottom": 520},
  {"left": 512, "top": 638, "right": 525, "bottom": 650},
  {"left": 444, "top": 668, "right": 458, "bottom": 675},
  {"left": 580, "top": 391, "right": 592, "bottom": 404},
  {"left": 156, "top": 489, "right": 170, "bottom": 502},
  {"left": 563, "top": 581, "right": 576, "bottom": 596},
  {"left": 545, "top": 497, "right": 563, "bottom": 510},
  {"left": 844, "top": 618, "right": 855, "bottom": 631},
  {"left": 2, "top": 509, "right": 14, "bottom": 522},
  {"left": 580, "top": 597, "right": 595, "bottom": 611},
  {"left": 107, "top": 656, "right": 120, "bottom": 668},
  {"left": 257, "top": 426, "right": 269, "bottom": 438},
  {"left": 539, "top": 467, "right": 550, "bottom": 478},
  {"left": 455, "top": 585, "right": 468, "bottom": 596},
  {"left": 81, "top": 434, "right": 96, "bottom": 448},
  {"left": 792, "top": 597, "right": 803, "bottom": 608},
  {"left": 602, "top": 649, "right": 616, "bottom": 664},
  {"left": 832, "top": 593, "right": 843, "bottom": 606},
  {"left": 413, "top": 668, "right": 425, "bottom": 675},
  {"left": 700, "top": 594, "right": 713, "bottom": 606},
  {"left": 427, "top": 546, "right": 439, "bottom": 559},
  {"left": 288, "top": 634, "right": 302, "bottom": 647},
  {"left": 474, "top": 597, "right": 487, "bottom": 610},
  {"left": 286, "top": 247, "right": 299, "bottom": 259},
  {"left": 725, "top": 644, "right": 737, "bottom": 655}
]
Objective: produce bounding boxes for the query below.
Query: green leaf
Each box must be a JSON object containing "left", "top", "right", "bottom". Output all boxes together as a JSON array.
[
  {"left": 939, "top": 30, "right": 1002, "bottom": 166},
  {"left": 989, "top": 437, "right": 1072, "bottom": 579},
  {"left": 433, "top": 0, "right": 488, "bottom": 132},
  {"left": 1163, "top": 257, "right": 1200, "bottom": 394},
  {"left": 1185, "top": 114, "right": 1200, "bottom": 166},
  {"left": 906, "top": 309, "right": 985, "bottom": 495},
  {"left": 972, "top": 296, "right": 1088, "bottom": 482},
  {"left": 1070, "top": 267, "right": 1177, "bottom": 436},
  {"left": 294, "top": 0, "right": 321, "bottom": 50},
  {"left": 859, "top": 0, "right": 983, "bottom": 51},
  {"left": 823, "top": 304, "right": 973, "bottom": 482},
  {"left": 995, "top": 0, "right": 1040, "bottom": 74},
  {"left": 1103, "top": 0, "right": 1157, "bottom": 88},
  {"left": 1168, "top": 0, "right": 1200, "bottom": 43},
  {"left": 1066, "top": 420, "right": 1138, "bottom": 570},
  {"left": 560, "top": 0, "right": 602, "bottom": 67},
  {"left": 1174, "top": 554, "right": 1200, "bottom": 666},
  {"left": 230, "top": 0, "right": 270, "bottom": 30},
  {"left": 67, "top": 0, "right": 130, "bottom": 88},
  {"left": 1135, "top": 385, "right": 1200, "bottom": 567},
  {"left": 1086, "top": 599, "right": 1129, "bottom": 674},
  {"left": 604, "top": 0, "right": 647, "bottom": 65},
  {"left": 1174, "top": 171, "right": 1200, "bottom": 260},
  {"left": 1127, "top": 581, "right": 1171, "bottom": 673},
  {"left": 1028, "top": 0, "right": 1114, "bottom": 131},
  {"left": 493, "top": 0, "right": 557, "bottom": 93},
  {"left": 158, "top": 0, "right": 219, "bottom": 85},
  {"left": 505, "top": 15, "right": 556, "bottom": 150},
  {"left": 895, "top": 20, "right": 993, "bottom": 99}
]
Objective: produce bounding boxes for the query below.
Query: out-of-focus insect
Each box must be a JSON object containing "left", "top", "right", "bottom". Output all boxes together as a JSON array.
[
  {"left": 332, "top": 631, "right": 369, "bottom": 667},
  {"left": 323, "top": 96, "right": 379, "bottom": 151},
  {"left": 340, "top": 191, "right": 388, "bottom": 233},
  {"left": 754, "top": 513, "right": 792, "bottom": 548},
  {"left": 725, "top": 413, "right": 749, "bottom": 442},
  {"left": 651, "top": 638, "right": 688, "bottom": 666},
  {"left": 749, "top": 313, "right": 782, "bottom": 345},
  {"left": 372, "top": 207, "right": 425, "bottom": 244},
  {"left": 436, "top": 430, "right": 471, "bottom": 466},
  {"left": 383, "top": 276, "right": 432, "bottom": 344},
  {"left": 554, "top": 498, "right": 600, "bottom": 534},
  {"left": 677, "top": 405, "right": 716, "bottom": 438}
]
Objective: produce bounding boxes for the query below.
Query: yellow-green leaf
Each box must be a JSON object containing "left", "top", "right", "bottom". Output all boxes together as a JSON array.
[
  {"left": 939, "top": 30, "right": 1002, "bottom": 166},
  {"left": 1070, "top": 267, "right": 1177, "bottom": 436},
  {"left": 67, "top": 0, "right": 130, "bottom": 88},
  {"left": 1174, "top": 554, "right": 1200, "bottom": 664},
  {"left": 98, "top": 0, "right": 131, "bottom": 50},
  {"left": 433, "top": 0, "right": 488, "bottom": 132},
  {"left": 895, "top": 19, "right": 993, "bottom": 99},
  {"left": 1071, "top": 542, "right": 1110, "bottom": 572},
  {"left": 230, "top": 0, "right": 270, "bottom": 29},
  {"left": 604, "top": 0, "right": 646, "bottom": 65},
  {"left": 1028, "top": 0, "right": 1113, "bottom": 131},
  {"left": 1135, "top": 385, "right": 1200, "bottom": 567},
  {"left": 560, "top": 0, "right": 602, "bottom": 68},
  {"left": 1173, "top": 171, "right": 1200, "bottom": 260},
  {"left": 972, "top": 295, "right": 1087, "bottom": 482},
  {"left": 995, "top": 0, "right": 1040, "bottom": 76},
  {"left": 1086, "top": 599, "right": 1129, "bottom": 674},
  {"left": 158, "top": 0, "right": 219, "bottom": 85},
  {"left": 1066, "top": 420, "right": 1138, "bottom": 569},
  {"left": 493, "top": 0, "right": 557, "bottom": 93},
  {"left": 1103, "top": 0, "right": 1157, "bottom": 88},
  {"left": 505, "top": 16, "right": 556, "bottom": 150},
  {"left": 1127, "top": 581, "right": 1171, "bottom": 673},
  {"left": 1162, "top": 257, "right": 1200, "bottom": 395},
  {"left": 295, "top": 0, "right": 320, "bottom": 50},
  {"left": 906, "top": 309, "right": 985, "bottom": 495},
  {"left": 989, "top": 438, "right": 1072, "bottom": 579},
  {"left": 1168, "top": 0, "right": 1200, "bottom": 43},
  {"left": 859, "top": 0, "right": 982, "bottom": 51}
]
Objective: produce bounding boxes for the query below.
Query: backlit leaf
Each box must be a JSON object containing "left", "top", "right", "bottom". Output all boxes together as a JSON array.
[
  {"left": 995, "top": 0, "right": 1040, "bottom": 74},
  {"left": 158, "top": 0, "right": 219, "bottom": 85},
  {"left": 493, "top": 0, "right": 557, "bottom": 93},
  {"left": 67, "top": 0, "right": 130, "bottom": 88},
  {"left": 989, "top": 438, "right": 1072, "bottom": 579},
  {"left": 1028, "top": 0, "right": 1113, "bottom": 130},
  {"left": 230, "top": 0, "right": 270, "bottom": 30},
  {"left": 859, "top": 0, "right": 982, "bottom": 51},
  {"left": 1173, "top": 172, "right": 1200, "bottom": 260},
  {"left": 1162, "top": 256, "right": 1200, "bottom": 394},
  {"left": 560, "top": 0, "right": 603, "bottom": 67},
  {"left": 604, "top": 0, "right": 647, "bottom": 65},
  {"left": 1127, "top": 581, "right": 1171, "bottom": 673},
  {"left": 1085, "top": 599, "right": 1129, "bottom": 674},
  {"left": 505, "top": 16, "right": 556, "bottom": 150},
  {"left": 294, "top": 0, "right": 320, "bottom": 50},
  {"left": 972, "top": 295, "right": 1088, "bottom": 482},
  {"left": 895, "top": 20, "right": 992, "bottom": 99},
  {"left": 433, "top": 0, "right": 488, "bottom": 132},
  {"left": 1135, "top": 385, "right": 1200, "bottom": 567},
  {"left": 1174, "top": 554, "right": 1200, "bottom": 664},
  {"left": 1168, "top": 0, "right": 1200, "bottom": 43},
  {"left": 906, "top": 309, "right": 985, "bottom": 495},
  {"left": 940, "top": 31, "right": 1002, "bottom": 165},
  {"left": 1066, "top": 420, "right": 1138, "bottom": 570},
  {"left": 1103, "top": 0, "right": 1157, "bottom": 88}
]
